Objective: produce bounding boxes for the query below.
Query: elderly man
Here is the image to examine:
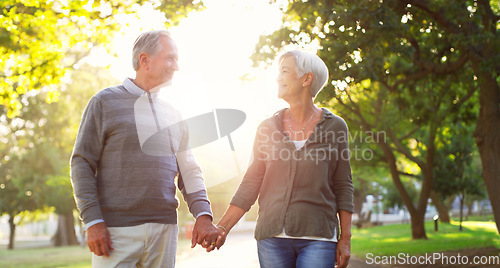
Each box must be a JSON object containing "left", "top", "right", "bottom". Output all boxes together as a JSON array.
[{"left": 70, "top": 29, "right": 219, "bottom": 267}]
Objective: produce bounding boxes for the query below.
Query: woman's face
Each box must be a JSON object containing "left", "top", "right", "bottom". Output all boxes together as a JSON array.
[{"left": 277, "top": 56, "right": 304, "bottom": 100}]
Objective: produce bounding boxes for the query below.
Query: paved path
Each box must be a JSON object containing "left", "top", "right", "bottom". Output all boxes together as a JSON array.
[
  {"left": 176, "top": 231, "right": 260, "bottom": 268},
  {"left": 176, "top": 223, "right": 376, "bottom": 268}
]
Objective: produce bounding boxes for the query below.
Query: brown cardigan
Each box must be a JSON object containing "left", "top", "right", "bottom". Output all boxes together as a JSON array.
[{"left": 231, "top": 108, "right": 354, "bottom": 240}]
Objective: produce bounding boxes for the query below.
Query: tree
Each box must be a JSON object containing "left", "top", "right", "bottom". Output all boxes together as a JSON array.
[
  {"left": 254, "top": 0, "right": 499, "bottom": 237},
  {"left": 0, "top": 65, "right": 118, "bottom": 248},
  {"left": 382, "top": 175, "right": 418, "bottom": 222},
  {"left": 0, "top": 143, "right": 54, "bottom": 249},
  {"left": 327, "top": 79, "right": 475, "bottom": 238},
  {"left": 0, "top": 0, "right": 204, "bottom": 117},
  {"left": 46, "top": 171, "right": 80, "bottom": 246},
  {"left": 348, "top": 127, "right": 391, "bottom": 216},
  {"left": 433, "top": 122, "right": 485, "bottom": 229}
]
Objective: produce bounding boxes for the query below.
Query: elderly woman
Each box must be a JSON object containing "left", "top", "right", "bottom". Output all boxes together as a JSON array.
[{"left": 210, "top": 50, "right": 353, "bottom": 268}]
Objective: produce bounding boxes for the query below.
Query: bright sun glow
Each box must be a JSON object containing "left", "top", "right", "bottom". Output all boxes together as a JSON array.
[{"left": 87, "top": 0, "right": 288, "bottom": 187}]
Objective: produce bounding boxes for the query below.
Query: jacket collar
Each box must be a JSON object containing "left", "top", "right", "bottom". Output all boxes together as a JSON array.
[
  {"left": 122, "top": 78, "right": 160, "bottom": 98},
  {"left": 274, "top": 107, "right": 334, "bottom": 123}
]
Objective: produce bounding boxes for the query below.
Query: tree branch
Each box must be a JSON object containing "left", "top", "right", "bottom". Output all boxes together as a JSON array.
[
  {"left": 454, "top": 84, "right": 478, "bottom": 108},
  {"left": 399, "top": 126, "right": 420, "bottom": 142},
  {"left": 477, "top": 0, "right": 499, "bottom": 33},
  {"left": 392, "top": 69, "right": 430, "bottom": 89},
  {"left": 392, "top": 36, "right": 469, "bottom": 90},
  {"left": 386, "top": 128, "right": 426, "bottom": 168},
  {"left": 403, "top": 0, "right": 461, "bottom": 34},
  {"left": 414, "top": 51, "right": 469, "bottom": 75},
  {"left": 398, "top": 171, "right": 420, "bottom": 178},
  {"left": 408, "top": 35, "right": 469, "bottom": 74}
]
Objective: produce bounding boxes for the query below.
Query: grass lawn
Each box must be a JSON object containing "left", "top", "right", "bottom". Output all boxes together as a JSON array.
[
  {"left": 0, "top": 246, "right": 92, "bottom": 268},
  {"left": 351, "top": 219, "right": 499, "bottom": 258},
  {"left": 0, "top": 238, "right": 192, "bottom": 268}
]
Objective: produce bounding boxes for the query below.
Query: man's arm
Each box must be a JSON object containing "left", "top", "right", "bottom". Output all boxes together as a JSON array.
[
  {"left": 176, "top": 152, "right": 219, "bottom": 247},
  {"left": 175, "top": 120, "right": 218, "bottom": 248},
  {"left": 177, "top": 168, "right": 219, "bottom": 248},
  {"left": 70, "top": 97, "right": 111, "bottom": 256}
]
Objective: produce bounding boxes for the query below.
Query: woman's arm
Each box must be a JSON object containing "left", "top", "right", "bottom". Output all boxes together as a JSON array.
[
  {"left": 204, "top": 204, "right": 246, "bottom": 252},
  {"left": 336, "top": 210, "right": 353, "bottom": 268},
  {"left": 217, "top": 204, "right": 247, "bottom": 233}
]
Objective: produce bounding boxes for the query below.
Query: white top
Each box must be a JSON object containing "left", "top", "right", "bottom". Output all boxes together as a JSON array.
[
  {"left": 291, "top": 139, "right": 307, "bottom": 150},
  {"left": 275, "top": 228, "right": 338, "bottom": 242}
]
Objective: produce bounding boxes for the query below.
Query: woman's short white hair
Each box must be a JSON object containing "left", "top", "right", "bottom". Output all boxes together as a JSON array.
[
  {"left": 278, "top": 50, "right": 329, "bottom": 98},
  {"left": 132, "top": 30, "right": 172, "bottom": 71}
]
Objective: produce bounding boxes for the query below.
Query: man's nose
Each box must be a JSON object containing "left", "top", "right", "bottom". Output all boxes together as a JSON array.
[{"left": 173, "top": 61, "right": 179, "bottom": 71}]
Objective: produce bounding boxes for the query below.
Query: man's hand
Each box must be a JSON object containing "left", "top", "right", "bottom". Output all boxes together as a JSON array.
[
  {"left": 191, "top": 215, "right": 218, "bottom": 250},
  {"left": 336, "top": 235, "right": 351, "bottom": 268},
  {"left": 87, "top": 222, "right": 114, "bottom": 257}
]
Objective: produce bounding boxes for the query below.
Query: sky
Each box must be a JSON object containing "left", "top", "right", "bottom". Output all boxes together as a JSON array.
[{"left": 89, "top": 0, "right": 290, "bottom": 187}]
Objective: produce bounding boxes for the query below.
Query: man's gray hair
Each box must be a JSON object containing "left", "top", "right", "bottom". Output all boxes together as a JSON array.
[
  {"left": 132, "top": 30, "right": 172, "bottom": 71},
  {"left": 278, "top": 50, "right": 329, "bottom": 98}
]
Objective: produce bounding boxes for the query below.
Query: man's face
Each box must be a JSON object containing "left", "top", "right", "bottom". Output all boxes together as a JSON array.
[{"left": 148, "top": 36, "right": 179, "bottom": 87}]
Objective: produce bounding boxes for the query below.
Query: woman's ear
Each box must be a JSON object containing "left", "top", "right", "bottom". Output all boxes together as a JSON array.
[{"left": 303, "top": 72, "right": 314, "bottom": 87}]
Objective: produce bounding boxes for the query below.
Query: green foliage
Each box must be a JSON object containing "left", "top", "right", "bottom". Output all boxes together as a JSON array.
[
  {"left": 0, "top": 0, "right": 204, "bottom": 117},
  {"left": 0, "top": 64, "right": 119, "bottom": 229},
  {"left": 434, "top": 122, "right": 485, "bottom": 201},
  {"left": 257, "top": 0, "right": 499, "bottom": 87},
  {"left": 382, "top": 176, "right": 418, "bottom": 210},
  {"left": 45, "top": 171, "right": 75, "bottom": 215}
]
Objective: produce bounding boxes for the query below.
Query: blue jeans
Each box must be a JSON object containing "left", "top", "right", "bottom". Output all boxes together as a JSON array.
[{"left": 257, "top": 237, "right": 336, "bottom": 268}]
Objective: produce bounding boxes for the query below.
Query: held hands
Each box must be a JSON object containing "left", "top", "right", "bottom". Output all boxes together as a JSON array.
[
  {"left": 205, "top": 225, "right": 227, "bottom": 252},
  {"left": 191, "top": 215, "right": 220, "bottom": 252},
  {"left": 86, "top": 222, "right": 114, "bottom": 256}
]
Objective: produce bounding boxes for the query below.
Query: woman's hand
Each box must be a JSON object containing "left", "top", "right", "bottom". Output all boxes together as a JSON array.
[
  {"left": 206, "top": 225, "right": 227, "bottom": 252},
  {"left": 336, "top": 235, "right": 351, "bottom": 268}
]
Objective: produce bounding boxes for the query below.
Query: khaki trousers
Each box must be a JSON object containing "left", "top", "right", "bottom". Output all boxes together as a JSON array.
[{"left": 92, "top": 223, "right": 178, "bottom": 268}]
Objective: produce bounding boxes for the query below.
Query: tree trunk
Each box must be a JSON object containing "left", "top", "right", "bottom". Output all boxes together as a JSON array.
[
  {"left": 472, "top": 59, "right": 500, "bottom": 235},
  {"left": 466, "top": 201, "right": 473, "bottom": 221},
  {"left": 430, "top": 191, "right": 450, "bottom": 223},
  {"left": 8, "top": 214, "right": 16, "bottom": 250},
  {"left": 459, "top": 196, "right": 464, "bottom": 231},
  {"left": 379, "top": 142, "right": 427, "bottom": 239},
  {"left": 410, "top": 210, "right": 427, "bottom": 239},
  {"left": 51, "top": 211, "right": 79, "bottom": 246},
  {"left": 353, "top": 192, "right": 364, "bottom": 215},
  {"left": 353, "top": 179, "right": 368, "bottom": 215}
]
